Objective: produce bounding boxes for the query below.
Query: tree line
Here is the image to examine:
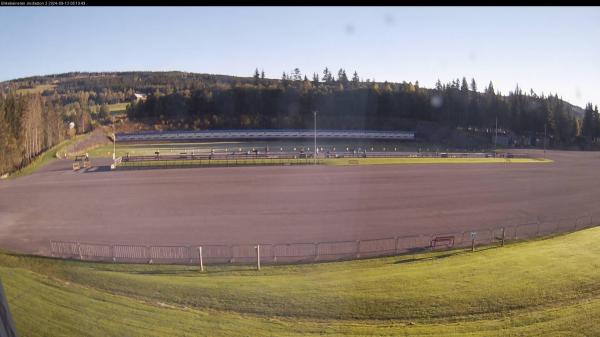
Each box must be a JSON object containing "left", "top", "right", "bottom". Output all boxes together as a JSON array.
[
  {"left": 0, "top": 93, "right": 68, "bottom": 175},
  {"left": 127, "top": 68, "right": 600, "bottom": 146},
  {"left": 2, "top": 70, "right": 599, "bottom": 175}
]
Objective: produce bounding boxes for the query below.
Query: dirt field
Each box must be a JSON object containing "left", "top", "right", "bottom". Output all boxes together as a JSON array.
[{"left": 1, "top": 150, "right": 599, "bottom": 256}]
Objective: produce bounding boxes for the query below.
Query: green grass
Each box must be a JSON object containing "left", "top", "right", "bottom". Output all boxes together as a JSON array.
[
  {"left": 322, "top": 157, "right": 553, "bottom": 165},
  {"left": 15, "top": 84, "right": 56, "bottom": 95},
  {"left": 3, "top": 227, "right": 600, "bottom": 336},
  {"left": 91, "top": 102, "right": 129, "bottom": 113},
  {"left": 6, "top": 137, "right": 81, "bottom": 179},
  {"left": 114, "top": 156, "right": 552, "bottom": 169},
  {"left": 108, "top": 102, "right": 129, "bottom": 113},
  {"left": 87, "top": 143, "right": 148, "bottom": 158}
]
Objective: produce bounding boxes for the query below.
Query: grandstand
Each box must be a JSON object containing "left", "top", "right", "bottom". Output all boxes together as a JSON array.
[{"left": 116, "top": 129, "right": 415, "bottom": 142}]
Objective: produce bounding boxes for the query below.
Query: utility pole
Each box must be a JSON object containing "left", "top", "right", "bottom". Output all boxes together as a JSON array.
[
  {"left": 255, "top": 245, "right": 261, "bottom": 271},
  {"left": 543, "top": 122, "right": 547, "bottom": 159},
  {"left": 198, "top": 246, "right": 204, "bottom": 272},
  {"left": 314, "top": 111, "right": 317, "bottom": 165},
  {"left": 494, "top": 116, "right": 498, "bottom": 150},
  {"left": 112, "top": 115, "right": 116, "bottom": 161}
]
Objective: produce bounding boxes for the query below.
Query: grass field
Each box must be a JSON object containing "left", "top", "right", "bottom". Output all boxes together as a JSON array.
[
  {"left": 323, "top": 157, "right": 552, "bottom": 165},
  {"left": 115, "top": 156, "right": 552, "bottom": 169},
  {"left": 4, "top": 227, "right": 600, "bottom": 336},
  {"left": 15, "top": 84, "right": 56, "bottom": 95},
  {"left": 108, "top": 102, "right": 129, "bottom": 113},
  {"left": 92, "top": 102, "right": 129, "bottom": 114}
]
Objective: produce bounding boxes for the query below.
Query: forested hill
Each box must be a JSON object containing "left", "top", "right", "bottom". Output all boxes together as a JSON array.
[{"left": 1, "top": 70, "right": 600, "bottom": 175}]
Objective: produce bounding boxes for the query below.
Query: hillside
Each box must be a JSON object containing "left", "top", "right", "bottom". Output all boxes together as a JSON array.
[{"left": 0, "top": 71, "right": 587, "bottom": 115}]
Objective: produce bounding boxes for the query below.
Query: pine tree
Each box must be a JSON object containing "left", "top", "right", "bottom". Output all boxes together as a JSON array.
[
  {"left": 460, "top": 77, "right": 469, "bottom": 93},
  {"left": 253, "top": 68, "right": 260, "bottom": 85},
  {"left": 582, "top": 102, "right": 594, "bottom": 140},
  {"left": 486, "top": 81, "right": 495, "bottom": 95},
  {"left": 351, "top": 71, "right": 359, "bottom": 86},
  {"left": 338, "top": 69, "right": 349, "bottom": 86},
  {"left": 312, "top": 73, "right": 320, "bottom": 87},
  {"left": 293, "top": 68, "right": 302, "bottom": 81},
  {"left": 470, "top": 78, "right": 477, "bottom": 92},
  {"left": 323, "top": 67, "right": 332, "bottom": 84},
  {"left": 281, "top": 72, "right": 289, "bottom": 88}
]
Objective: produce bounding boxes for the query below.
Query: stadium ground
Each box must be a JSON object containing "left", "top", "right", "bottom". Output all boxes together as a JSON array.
[{"left": 0, "top": 149, "right": 598, "bottom": 257}]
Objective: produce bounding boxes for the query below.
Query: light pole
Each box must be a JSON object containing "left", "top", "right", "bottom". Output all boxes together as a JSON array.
[
  {"left": 543, "top": 122, "right": 547, "bottom": 159},
  {"left": 112, "top": 115, "right": 116, "bottom": 161},
  {"left": 494, "top": 116, "right": 498, "bottom": 151},
  {"left": 313, "top": 111, "right": 317, "bottom": 164}
]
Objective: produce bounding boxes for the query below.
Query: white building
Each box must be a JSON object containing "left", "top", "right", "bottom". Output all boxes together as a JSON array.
[{"left": 133, "top": 93, "right": 147, "bottom": 102}]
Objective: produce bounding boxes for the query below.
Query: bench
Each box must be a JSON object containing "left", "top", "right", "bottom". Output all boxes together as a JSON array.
[{"left": 430, "top": 235, "right": 455, "bottom": 249}]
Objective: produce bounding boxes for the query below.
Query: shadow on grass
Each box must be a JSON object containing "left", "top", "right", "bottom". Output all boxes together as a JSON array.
[
  {"left": 393, "top": 245, "right": 500, "bottom": 265},
  {"left": 131, "top": 267, "right": 262, "bottom": 276}
]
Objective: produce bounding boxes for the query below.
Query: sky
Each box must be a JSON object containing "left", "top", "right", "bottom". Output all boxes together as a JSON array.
[{"left": 0, "top": 6, "right": 599, "bottom": 108}]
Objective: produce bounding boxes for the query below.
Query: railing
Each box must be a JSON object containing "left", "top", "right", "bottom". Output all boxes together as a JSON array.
[
  {"left": 50, "top": 214, "right": 595, "bottom": 265},
  {"left": 114, "top": 151, "right": 531, "bottom": 169}
]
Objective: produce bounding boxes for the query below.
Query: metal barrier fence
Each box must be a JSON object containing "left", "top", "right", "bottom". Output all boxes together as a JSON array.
[
  {"left": 115, "top": 150, "right": 532, "bottom": 170},
  {"left": 117, "top": 156, "right": 321, "bottom": 169},
  {"left": 50, "top": 214, "right": 595, "bottom": 265}
]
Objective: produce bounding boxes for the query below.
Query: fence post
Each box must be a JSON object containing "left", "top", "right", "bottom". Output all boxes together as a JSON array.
[
  {"left": 314, "top": 242, "right": 319, "bottom": 261},
  {"left": 77, "top": 242, "right": 83, "bottom": 260},
  {"left": 111, "top": 245, "right": 116, "bottom": 262},
  {"left": 230, "top": 245, "right": 235, "bottom": 264},
  {"left": 147, "top": 246, "right": 153, "bottom": 264},
  {"left": 395, "top": 236, "right": 399, "bottom": 254},
  {"left": 255, "top": 245, "right": 261, "bottom": 271},
  {"left": 50, "top": 240, "right": 55, "bottom": 257},
  {"left": 356, "top": 240, "right": 361, "bottom": 259},
  {"left": 501, "top": 227, "right": 505, "bottom": 247},
  {"left": 536, "top": 220, "right": 541, "bottom": 237},
  {"left": 198, "top": 246, "right": 204, "bottom": 272}
]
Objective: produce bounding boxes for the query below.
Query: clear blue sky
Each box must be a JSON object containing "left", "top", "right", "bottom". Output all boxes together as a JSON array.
[{"left": 1, "top": 6, "right": 599, "bottom": 107}]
